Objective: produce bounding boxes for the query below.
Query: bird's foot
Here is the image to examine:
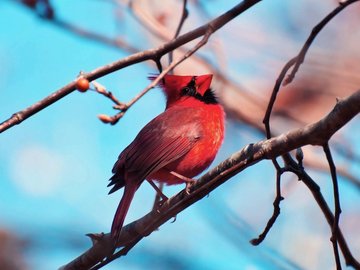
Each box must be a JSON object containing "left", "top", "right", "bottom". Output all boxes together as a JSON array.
[
  {"left": 154, "top": 197, "right": 169, "bottom": 213},
  {"left": 185, "top": 180, "right": 195, "bottom": 195},
  {"left": 169, "top": 170, "right": 196, "bottom": 194}
]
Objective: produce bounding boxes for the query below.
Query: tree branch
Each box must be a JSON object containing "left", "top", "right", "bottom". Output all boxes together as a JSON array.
[
  {"left": 323, "top": 143, "right": 342, "bottom": 269},
  {"left": 250, "top": 163, "right": 284, "bottom": 246},
  {"left": 263, "top": 0, "right": 360, "bottom": 138},
  {"left": 168, "top": 0, "right": 188, "bottom": 67},
  {"left": 284, "top": 154, "right": 360, "bottom": 269},
  {"left": 60, "top": 90, "right": 359, "bottom": 270},
  {"left": 15, "top": 0, "right": 139, "bottom": 53},
  {"left": 0, "top": 0, "right": 262, "bottom": 134},
  {"left": 96, "top": 28, "right": 215, "bottom": 125},
  {"left": 283, "top": 0, "right": 360, "bottom": 86}
]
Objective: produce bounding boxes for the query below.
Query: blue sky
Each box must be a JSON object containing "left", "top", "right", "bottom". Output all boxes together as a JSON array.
[{"left": 1, "top": 1, "right": 359, "bottom": 269}]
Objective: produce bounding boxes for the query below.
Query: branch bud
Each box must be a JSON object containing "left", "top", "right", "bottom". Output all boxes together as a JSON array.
[{"left": 98, "top": 114, "right": 113, "bottom": 123}]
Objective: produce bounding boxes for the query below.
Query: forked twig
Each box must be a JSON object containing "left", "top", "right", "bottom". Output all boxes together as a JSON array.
[
  {"left": 283, "top": 0, "right": 360, "bottom": 86},
  {"left": 0, "top": 0, "right": 261, "bottom": 133},
  {"left": 323, "top": 143, "right": 342, "bottom": 269},
  {"left": 105, "top": 29, "right": 214, "bottom": 125},
  {"left": 284, "top": 154, "right": 359, "bottom": 269},
  {"left": 60, "top": 90, "right": 360, "bottom": 270},
  {"left": 250, "top": 162, "right": 284, "bottom": 245},
  {"left": 260, "top": 2, "right": 360, "bottom": 267},
  {"left": 263, "top": 0, "right": 360, "bottom": 138}
]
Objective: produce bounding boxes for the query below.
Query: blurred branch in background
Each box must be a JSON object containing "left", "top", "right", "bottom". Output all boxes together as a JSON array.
[
  {"left": 0, "top": 0, "right": 261, "bottom": 133},
  {"left": 0, "top": 229, "right": 27, "bottom": 270},
  {"left": 8, "top": 0, "right": 360, "bottom": 190},
  {"left": 60, "top": 90, "right": 360, "bottom": 269},
  {"left": 1, "top": 0, "right": 360, "bottom": 269}
]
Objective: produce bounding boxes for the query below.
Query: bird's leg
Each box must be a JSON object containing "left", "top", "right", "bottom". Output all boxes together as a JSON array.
[
  {"left": 147, "top": 180, "right": 168, "bottom": 200},
  {"left": 147, "top": 180, "right": 168, "bottom": 212},
  {"left": 169, "top": 171, "right": 195, "bottom": 194},
  {"left": 147, "top": 180, "right": 169, "bottom": 201}
]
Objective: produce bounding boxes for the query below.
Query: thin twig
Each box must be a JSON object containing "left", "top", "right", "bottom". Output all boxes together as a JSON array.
[
  {"left": 106, "top": 29, "right": 213, "bottom": 125},
  {"left": 0, "top": 0, "right": 262, "bottom": 133},
  {"left": 263, "top": 0, "right": 360, "bottom": 138},
  {"left": 260, "top": 3, "right": 360, "bottom": 257},
  {"left": 52, "top": 18, "right": 139, "bottom": 54},
  {"left": 92, "top": 81, "right": 125, "bottom": 107},
  {"left": 128, "top": 0, "right": 254, "bottom": 108},
  {"left": 250, "top": 163, "right": 284, "bottom": 245},
  {"left": 168, "top": 0, "right": 188, "bottom": 69},
  {"left": 15, "top": 0, "right": 139, "bottom": 53},
  {"left": 284, "top": 154, "right": 359, "bottom": 269},
  {"left": 253, "top": 133, "right": 303, "bottom": 245},
  {"left": 323, "top": 143, "right": 342, "bottom": 270},
  {"left": 98, "top": 30, "right": 214, "bottom": 125},
  {"left": 60, "top": 90, "right": 360, "bottom": 270},
  {"left": 283, "top": 0, "right": 360, "bottom": 86},
  {"left": 263, "top": 58, "right": 296, "bottom": 138}
]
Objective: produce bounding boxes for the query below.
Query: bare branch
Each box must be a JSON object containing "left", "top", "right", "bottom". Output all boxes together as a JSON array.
[
  {"left": 60, "top": 90, "right": 360, "bottom": 270},
  {"left": 306, "top": 160, "right": 360, "bottom": 191},
  {"left": 323, "top": 143, "right": 342, "bottom": 269},
  {"left": 52, "top": 18, "right": 139, "bottom": 54},
  {"left": 168, "top": 0, "right": 188, "bottom": 67},
  {"left": 93, "top": 29, "right": 214, "bottom": 126},
  {"left": 104, "top": 30, "right": 213, "bottom": 125},
  {"left": 15, "top": 0, "right": 139, "bottom": 53},
  {"left": 284, "top": 154, "right": 360, "bottom": 269},
  {"left": 0, "top": 0, "right": 262, "bottom": 133},
  {"left": 263, "top": 58, "right": 296, "bottom": 138},
  {"left": 259, "top": 3, "right": 360, "bottom": 263},
  {"left": 250, "top": 163, "right": 284, "bottom": 245},
  {"left": 263, "top": 0, "right": 360, "bottom": 138},
  {"left": 284, "top": 0, "right": 360, "bottom": 86}
]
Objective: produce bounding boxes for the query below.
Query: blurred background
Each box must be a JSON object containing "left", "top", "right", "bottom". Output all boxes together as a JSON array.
[{"left": 0, "top": 0, "right": 359, "bottom": 269}]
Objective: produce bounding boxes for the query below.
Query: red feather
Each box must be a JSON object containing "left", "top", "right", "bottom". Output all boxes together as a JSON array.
[{"left": 108, "top": 74, "right": 224, "bottom": 246}]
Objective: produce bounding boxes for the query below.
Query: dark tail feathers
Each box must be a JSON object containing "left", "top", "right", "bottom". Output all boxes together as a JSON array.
[{"left": 111, "top": 183, "right": 138, "bottom": 246}]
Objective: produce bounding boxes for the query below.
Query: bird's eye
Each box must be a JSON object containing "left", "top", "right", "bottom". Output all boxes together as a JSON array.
[
  {"left": 181, "top": 86, "right": 196, "bottom": 96},
  {"left": 181, "top": 76, "right": 198, "bottom": 96}
]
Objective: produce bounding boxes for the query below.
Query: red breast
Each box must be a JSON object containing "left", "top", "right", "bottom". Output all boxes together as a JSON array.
[{"left": 148, "top": 82, "right": 225, "bottom": 184}]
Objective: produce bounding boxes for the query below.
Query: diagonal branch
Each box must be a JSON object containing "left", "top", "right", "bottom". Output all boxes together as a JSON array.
[
  {"left": 60, "top": 90, "right": 360, "bottom": 270},
  {"left": 263, "top": 0, "right": 360, "bottom": 138},
  {"left": 0, "top": 0, "right": 262, "bottom": 134},
  {"left": 14, "top": 0, "right": 139, "bottom": 53},
  {"left": 168, "top": 0, "right": 188, "bottom": 67},
  {"left": 284, "top": 154, "right": 359, "bottom": 269},
  {"left": 106, "top": 28, "right": 214, "bottom": 125},
  {"left": 283, "top": 0, "right": 360, "bottom": 86}
]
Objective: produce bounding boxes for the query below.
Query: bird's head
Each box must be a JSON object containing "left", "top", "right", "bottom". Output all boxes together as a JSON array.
[{"left": 149, "top": 74, "right": 215, "bottom": 108}]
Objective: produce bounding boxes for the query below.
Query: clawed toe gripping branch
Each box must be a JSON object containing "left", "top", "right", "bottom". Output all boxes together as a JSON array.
[{"left": 59, "top": 89, "right": 360, "bottom": 270}]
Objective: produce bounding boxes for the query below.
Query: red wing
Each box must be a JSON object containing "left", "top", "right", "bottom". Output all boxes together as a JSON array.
[
  {"left": 124, "top": 129, "right": 196, "bottom": 179},
  {"left": 108, "top": 107, "right": 202, "bottom": 193}
]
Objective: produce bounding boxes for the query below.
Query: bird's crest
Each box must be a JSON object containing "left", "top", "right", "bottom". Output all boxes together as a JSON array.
[{"left": 148, "top": 74, "right": 213, "bottom": 107}]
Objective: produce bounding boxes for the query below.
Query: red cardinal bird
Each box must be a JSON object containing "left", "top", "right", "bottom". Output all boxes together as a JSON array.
[{"left": 108, "top": 74, "right": 225, "bottom": 246}]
